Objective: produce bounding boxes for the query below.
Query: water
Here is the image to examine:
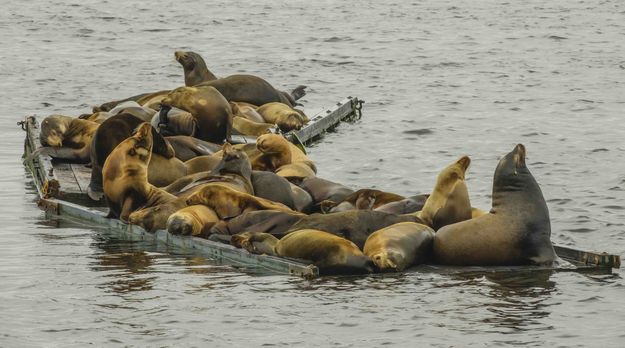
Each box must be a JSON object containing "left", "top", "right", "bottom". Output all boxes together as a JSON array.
[{"left": 1, "top": 0, "right": 624, "bottom": 346}]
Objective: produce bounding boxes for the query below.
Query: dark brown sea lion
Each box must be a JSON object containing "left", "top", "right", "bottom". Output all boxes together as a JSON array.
[
  {"left": 88, "top": 113, "right": 183, "bottom": 200},
  {"left": 150, "top": 107, "right": 197, "bottom": 137},
  {"left": 298, "top": 177, "right": 355, "bottom": 207},
  {"left": 30, "top": 115, "right": 99, "bottom": 163},
  {"left": 102, "top": 123, "right": 176, "bottom": 221},
  {"left": 175, "top": 51, "right": 218, "bottom": 87},
  {"left": 416, "top": 156, "right": 473, "bottom": 231},
  {"left": 161, "top": 85, "right": 232, "bottom": 144},
  {"left": 175, "top": 50, "right": 306, "bottom": 107},
  {"left": 434, "top": 144, "right": 557, "bottom": 266},
  {"left": 374, "top": 194, "right": 430, "bottom": 215},
  {"left": 232, "top": 229, "right": 374, "bottom": 275},
  {"left": 250, "top": 171, "right": 296, "bottom": 210},
  {"left": 320, "top": 189, "right": 405, "bottom": 213},
  {"left": 363, "top": 222, "right": 435, "bottom": 272},
  {"left": 166, "top": 205, "right": 219, "bottom": 236},
  {"left": 257, "top": 102, "right": 309, "bottom": 132}
]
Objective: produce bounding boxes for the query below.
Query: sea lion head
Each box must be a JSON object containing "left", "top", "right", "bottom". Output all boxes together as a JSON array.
[
  {"left": 370, "top": 250, "right": 404, "bottom": 272},
  {"left": 126, "top": 122, "right": 153, "bottom": 164},
  {"left": 256, "top": 134, "right": 289, "bottom": 154},
  {"left": 174, "top": 51, "right": 203, "bottom": 70},
  {"left": 211, "top": 142, "right": 252, "bottom": 177},
  {"left": 128, "top": 202, "right": 176, "bottom": 233},
  {"left": 166, "top": 210, "right": 198, "bottom": 236},
  {"left": 493, "top": 144, "right": 532, "bottom": 192},
  {"left": 40, "top": 115, "right": 69, "bottom": 147},
  {"left": 276, "top": 113, "right": 305, "bottom": 132}
]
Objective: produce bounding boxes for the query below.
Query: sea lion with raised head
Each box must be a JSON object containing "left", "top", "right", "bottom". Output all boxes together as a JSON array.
[
  {"left": 232, "top": 229, "right": 375, "bottom": 275},
  {"left": 175, "top": 51, "right": 306, "bottom": 107},
  {"left": 433, "top": 144, "right": 556, "bottom": 266},
  {"left": 102, "top": 123, "right": 176, "bottom": 221},
  {"left": 416, "top": 156, "right": 473, "bottom": 231},
  {"left": 363, "top": 222, "right": 435, "bottom": 272}
]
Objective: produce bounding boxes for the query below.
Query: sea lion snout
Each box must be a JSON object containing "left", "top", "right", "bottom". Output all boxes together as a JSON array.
[
  {"left": 514, "top": 144, "right": 526, "bottom": 166},
  {"left": 456, "top": 155, "right": 471, "bottom": 172}
]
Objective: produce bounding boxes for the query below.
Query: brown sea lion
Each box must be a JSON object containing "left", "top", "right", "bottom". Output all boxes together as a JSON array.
[
  {"left": 374, "top": 194, "right": 430, "bottom": 215},
  {"left": 434, "top": 144, "right": 557, "bottom": 266},
  {"left": 250, "top": 171, "right": 296, "bottom": 210},
  {"left": 166, "top": 205, "right": 219, "bottom": 236},
  {"left": 108, "top": 101, "right": 156, "bottom": 121},
  {"left": 29, "top": 115, "right": 99, "bottom": 163},
  {"left": 129, "top": 143, "right": 254, "bottom": 232},
  {"left": 363, "top": 222, "right": 435, "bottom": 272},
  {"left": 161, "top": 86, "right": 232, "bottom": 144},
  {"left": 251, "top": 133, "right": 292, "bottom": 171},
  {"left": 175, "top": 51, "right": 306, "bottom": 107},
  {"left": 150, "top": 107, "right": 197, "bottom": 136},
  {"left": 257, "top": 102, "right": 309, "bottom": 132},
  {"left": 232, "top": 229, "right": 374, "bottom": 275},
  {"left": 289, "top": 183, "right": 314, "bottom": 213},
  {"left": 320, "top": 189, "right": 405, "bottom": 213},
  {"left": 88, "top": 113, "right": 185, "bottom": 200},
  {"left": 175, "top": 51, "right": 218, "bottom": 87},
  {"left": 102, "top": 123, "right": 176, "bottom": 221},
  {"left": 185, "top": 184, "right": 294, "bottom": 220},
  {"left": 416, "top": 156, "right": 473, "bottom": 231}
]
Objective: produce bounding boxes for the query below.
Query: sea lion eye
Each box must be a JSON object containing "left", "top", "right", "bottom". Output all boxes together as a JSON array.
[{"left": 128, "top": 148, "right": 136, "bottom": 156}]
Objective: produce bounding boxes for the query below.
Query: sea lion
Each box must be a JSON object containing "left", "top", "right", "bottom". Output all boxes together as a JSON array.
[
  {"left": 433, "top": 144, "right": 557, "bottom": 266},
  {"left": 320, "top": 189, "right": 405, "bottom": 213},
  {"left": 289, "top": 183, "right": 314, "bottom": 213},
  {"left": 161, "top": 85, "right": 232, "bottom": 143},
  {"left": 128, "top": 143, "right": 254, "bottom": 232},
  {"left": 232, "top": 229, "right": 374, "bottom": 275},
  {"left": 30, "top": 115, "right": 99, "bottom": 163},
  {"left": 363, "top": 222, "right": 435, "bottom": 272},
  {"left": 186, "top": 184, "right": 294, "bottom": 220},
  {"left": 166, "top": 205, "right": 219, "bottom": 236},
  {"left": 230, "top": 101, "right": 265, "bottom": 123},
  {"left": 108, "top": 101, "right": 156, "bottom": 121},
  {"left": 102, "top": 123, "right": 176, "bottom": 221},
  {"left": 175, "top": 51, "right": 218, "bottom": 87},
  {"left": 88, "top": 113, "right": 185, "bottom": 200},
  {"left": 250, "top": 170, "right": 296, "bottom": 210},
  {"left": 251, "top": 133, "right": 293, "bottom": 171},
  {"left": 257, "top": 102, "right": 309, "bottom": 132},
  {"left": 417, "top": 156, "right": 473, "bottom": 231},
  {"left": 175, "top": 51, "right": 306, "bottom": 107},
  {"left": 374, "top": 194, "right": 430, "bottom": 215}
]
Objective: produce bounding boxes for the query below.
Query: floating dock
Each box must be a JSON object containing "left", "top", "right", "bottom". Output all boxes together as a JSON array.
[{"left": 21, "top": 96, "right": 620, "bottom": 277}]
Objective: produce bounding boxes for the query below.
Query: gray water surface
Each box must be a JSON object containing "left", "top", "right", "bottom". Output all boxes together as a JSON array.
[{"left": 1, "top": 0, "right": 624, "bottom": 346}]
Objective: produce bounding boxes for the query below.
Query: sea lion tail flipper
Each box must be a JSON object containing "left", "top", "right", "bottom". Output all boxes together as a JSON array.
[{"left": 291, "top": 85, "right": 307, "bottom": 101}]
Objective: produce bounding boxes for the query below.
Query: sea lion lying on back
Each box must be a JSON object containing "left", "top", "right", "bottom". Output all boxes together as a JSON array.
[
  {"left": 320, "top": 189, "right": 405, "bottom": 213},
  {"left": 102, "top": 123, "right": 176, "bottom": 221},
  {"left": 28, "top": 115, "right": 99, "bottom": 163},
  {"left": 174, "top": 50, "right": 306, "bottom": 107},
  {"left": 256, "top": 102, "right": 309, "bottom": 132}
]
